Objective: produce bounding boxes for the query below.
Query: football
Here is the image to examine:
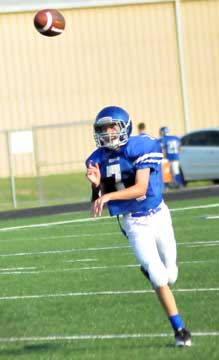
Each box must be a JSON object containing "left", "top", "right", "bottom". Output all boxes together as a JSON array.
[{"left": 34, "top": 9, "right": 65, "bottom": 37}]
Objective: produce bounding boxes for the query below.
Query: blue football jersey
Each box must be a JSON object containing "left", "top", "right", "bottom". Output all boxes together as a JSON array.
[
  {"left": 159, "top": 135, "right": 180, "bottom": 161},
  {"left": 86, "top": 135, "right": 163, "bottom": 216}
]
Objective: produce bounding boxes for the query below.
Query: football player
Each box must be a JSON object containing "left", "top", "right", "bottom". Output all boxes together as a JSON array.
[
  {"left": 159, "top": 126, "right": 183, "bottom": 188},
  {"left": 137, "top": 122, "right": 146, "bottom": 135},
  {"left": 85, "top": 106, "right": 191, "bottom": 347}
]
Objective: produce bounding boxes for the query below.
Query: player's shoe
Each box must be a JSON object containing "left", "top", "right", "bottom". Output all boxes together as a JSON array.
[{"left": 175, "top": 328, "right": 192, "bottom": 347}]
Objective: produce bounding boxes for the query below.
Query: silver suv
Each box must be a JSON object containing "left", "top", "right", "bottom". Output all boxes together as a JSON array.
[{"left": 179, "top": 128, "right": 219, "bottom": 184}]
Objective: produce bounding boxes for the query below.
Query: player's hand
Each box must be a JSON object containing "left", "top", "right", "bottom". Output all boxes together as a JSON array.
[
  {"left": 86, "top": 161, "right": 101, "bottom": 187},
  {"left": 92, "top": 194, "right": 110, "bottom": 217}
]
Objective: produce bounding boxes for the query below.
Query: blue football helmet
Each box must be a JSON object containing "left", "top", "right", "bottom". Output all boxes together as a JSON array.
[
  {"left": 159, "top": 126, "right": 169, "bottom": 137},
  {"left": 94, "top": 106, "right": 132, "bottom": 150}
]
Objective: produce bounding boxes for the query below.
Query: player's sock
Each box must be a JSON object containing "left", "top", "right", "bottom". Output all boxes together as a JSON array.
[
  {"left": 176, "top": 174, "right": 183, "bottom": 186},
  {"left": 169, "top": 314, "right": 185, "bottom": 331}
]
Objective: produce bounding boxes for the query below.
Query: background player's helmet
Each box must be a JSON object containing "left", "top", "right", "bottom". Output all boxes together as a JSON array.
[
  {"left": 159, "top": 126, "right": 169, "bottom": 137},
  {"left": 94, "top": 106, "right": 132, "bottom": 149}
]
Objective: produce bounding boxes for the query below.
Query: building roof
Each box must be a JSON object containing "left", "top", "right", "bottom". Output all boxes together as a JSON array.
[{"left": 0, "top": 0, "right": 166, "bottom": 13}]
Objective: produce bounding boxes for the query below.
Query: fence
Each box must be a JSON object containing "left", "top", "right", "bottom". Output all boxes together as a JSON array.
[{"left": 0, "top": 121, "right": 94, "bottom": 209}]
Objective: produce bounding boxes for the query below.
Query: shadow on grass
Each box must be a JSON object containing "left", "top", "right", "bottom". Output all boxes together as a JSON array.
[
  {"left": 0, "top": 342, "right": 59, "bottom": 357},
  {"left": 0, "top": 340, "right": 176, "bottom": 358}
]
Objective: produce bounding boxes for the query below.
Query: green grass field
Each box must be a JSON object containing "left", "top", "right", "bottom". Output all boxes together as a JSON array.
[
  {"left": 0, "top": 197, "right": 218, "bottom": 359},
  {"left": 0, "top": 172, "right": 214, "bottom": 211},
  {"left": 0, "top": 173, "right": 91, "bottom": 211}
]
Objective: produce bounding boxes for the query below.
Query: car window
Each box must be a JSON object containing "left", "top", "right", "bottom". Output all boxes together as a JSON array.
[
  {"left": 181, "top": 131, "right": 219, "bottom": 146},
  {"left": 207, "top": 131, "right": 219, "bottom": 146}
]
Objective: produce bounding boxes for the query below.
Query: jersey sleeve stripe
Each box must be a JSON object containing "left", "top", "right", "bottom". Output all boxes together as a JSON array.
[
  {"left": 140, "top": 159, "right": 163, "bottom": 164},
  {"left": 133, "top": 152, "right": 163, "bottom": 165}
]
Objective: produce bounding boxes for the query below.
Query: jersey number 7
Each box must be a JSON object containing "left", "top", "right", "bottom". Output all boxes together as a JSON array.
[{"left": 106, "top": 164, "right": 125, "bottom": 190}]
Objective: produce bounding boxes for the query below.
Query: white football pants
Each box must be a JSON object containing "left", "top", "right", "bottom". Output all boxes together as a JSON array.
[{"left": 123, "top": 201, "right": 178, "bottom": 288}]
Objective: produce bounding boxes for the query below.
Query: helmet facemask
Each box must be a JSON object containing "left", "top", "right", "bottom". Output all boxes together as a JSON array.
[{"left": 94, "top": 118, "right": 129, "bottom": 150}]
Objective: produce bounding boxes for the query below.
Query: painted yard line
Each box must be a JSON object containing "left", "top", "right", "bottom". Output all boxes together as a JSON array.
[
  {"left": 0, "top": 264, "right": 139, "bottom": 275},
  {"left": 0, "top": 259, "right": 218, "bottom": 276},
  {"left": 170, "top": 203, "right": 219, "bottom": 212},
  {"left": 0, "top": 287, "right": 219, "bottom": 301},
  {"left": 179, "top": 259, "right": 219, "bottom": 264},
  {"left": 185, "top": 243, "right": 219, "bottom": 248},
  {"left": 0, "top": 245, "right": 130, "bottom": 257},
  {"left": 0, "top": 202, "right": 218, "bottom": 232},
  {"left": 38, "top": 232, "right": 121, "bottom": 240},
  {"left": 64, "top": 258, "right": 218, "bottom": 266},
  {"left": 204, "top": 215, "right": 219, "bottom": 219},
  {"left": 37, "top": 232, "right": 121, "bottom": 240},
  {"left": 178, "top": 240, "right": 219, "bottom": 245},
  {"left": 0, "top": 332, "right": 218, "bottom": 343},
  {"left": 0, "top": 240, "right": 218, "bottom": 258},
  {"left": 64, "top": 258, "right": 98, "bottom": 263},
  {"left": 0, "top": 235, "right": 218, "bottom": 246},
  {"left": 0, "top": 235, "right": 217, "bottom": 247},
  {"left": 0, "top": 232, "right": 122, "bottom": 242},
  {"left": 0, "top": 216, "right": 111, "bottom": 232},
  {"left": 49, "top": 259, "right": 216, "bottom": 270},
  {"left": 0, "top": 267, "right": 36, "bottom": 271}
]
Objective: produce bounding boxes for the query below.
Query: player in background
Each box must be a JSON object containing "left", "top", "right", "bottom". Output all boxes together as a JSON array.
[
  {"left": 85, "top": 105, "right": 191, "bottom": 347},
  {"left": 137, "top": 122, "right": 146, "bottom": 135},
  {"left": 138, "top": 122, "right": 165, "bottom": 191},
  {"left": 159, "top": 126, "right": 183, "bottom": 188}
]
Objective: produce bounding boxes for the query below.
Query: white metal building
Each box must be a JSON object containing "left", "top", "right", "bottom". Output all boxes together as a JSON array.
[{"left": 0, "top": 0, "right": 218, "bottom": 179}]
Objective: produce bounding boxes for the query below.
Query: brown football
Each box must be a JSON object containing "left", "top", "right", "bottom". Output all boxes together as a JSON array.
[{"left": 34, "top": 9, "right": 65, "bottom": 37}]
